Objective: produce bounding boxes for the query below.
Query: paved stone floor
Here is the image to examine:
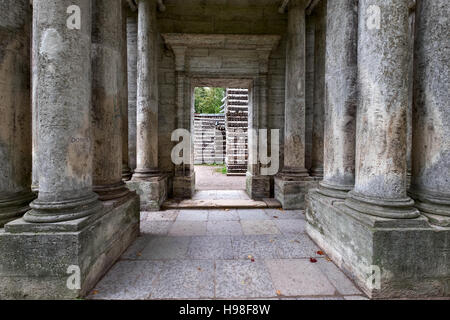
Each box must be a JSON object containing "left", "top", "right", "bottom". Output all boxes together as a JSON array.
[
  {"left": 195, "top": 165, "right": 246, "bottom": 190},
  {"left": 88, "top": 208, "right": 368, "bottom": 300}
]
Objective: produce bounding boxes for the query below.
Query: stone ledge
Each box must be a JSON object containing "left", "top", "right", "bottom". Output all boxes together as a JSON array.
[
  {"left": 305, "top": 189, "right": 450, "bottom": 299},
  {"left": 0, "top": 193, "right": 140, "bottom": 299},
  {"left": 274, "top": 176, "right": 318, "bottom": 210},
  {"left": 246, "top": 172, "right": 271, "bottom": 200}
]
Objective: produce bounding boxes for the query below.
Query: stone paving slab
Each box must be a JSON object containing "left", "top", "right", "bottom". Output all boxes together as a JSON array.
[
  {"left": 241, "top": 220, "right": 281, "bottom": 235},
  {"left": 316, "top": 258, "right": 362, "bottom": 295},
  {"left": 207, "top": 220, "right": 243, "bottom": 236},
  {"left": 143, "top": 210, "right": 178, "bottom": 221},
  {"left": 169, "top": 220, "right": 207, "bottom": 236},
  {"left": 238, "top": 209, "right": 270, "bottom": 220},
  {"left": 140, "top": 236, "right": 191, "bottom": 260},
  {"left": 88, "top": 260, "right": 162, "bottom": 300},
  {"left": 141, "top": 221, "right": 173, "bottom": 236},
  {"left": 177, "top": 209, "right": 208, "bottom": 221},
  {"left": 264, "top": 208, "right": 305, "bottom": 220},
  {"left": 207, "top": 209, "right": 240, "bottom": 221},
  {"left": 151, "top": 260, "right": 215, "bottom": 299},
  {"left": 215, "top": 260, "right": 277, "bottom": 299},
  {"left": 187, "top": 236, "right": 234, "bottom": 260},
  {"left": 265, "top": 259, "right": 337, "bottom": 296},
  {"left": 274, "top": 219, "right": 306, "bottom": 234}
]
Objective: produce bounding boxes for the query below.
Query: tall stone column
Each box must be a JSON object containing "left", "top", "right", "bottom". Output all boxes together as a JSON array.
[
  {"left": 132, "top": 0, "right": 159, "bottom": 179},
  {"left": 317, "top": 0, "right": 358, "bottom": 199},
  {"left": 24, "top": 0, "right": 102, "bottom": 222},
  {"left": 128, "top": 0, "right": 168, "bottom": 209},
  {"left": 275, "top": 0, "right": 312, "bottom": 209},
  {"left": 121, "top": 1, "right": 132, "bottom": 181},
  {"left": 0, "top": 1, "right": 35, "bottom": 227},
  {"left": 409, "top": 0, "right": 450, "bottom": 225},
  {"left": 310, "top": 0, "right": 326, "bottom": 178},
  {"left": 91, "top": 0, "right": 129, "bottom": 201},
  {"left": 345, "top": 0, "right": 419, "bottom": 219},
  {"left": 127, "top": 12, "right": 138, "bottom": 172}
]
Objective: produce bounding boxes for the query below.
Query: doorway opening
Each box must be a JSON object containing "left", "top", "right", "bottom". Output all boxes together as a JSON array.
[{"left": 193, "top": 86, "right": 249, "bottom": 199}]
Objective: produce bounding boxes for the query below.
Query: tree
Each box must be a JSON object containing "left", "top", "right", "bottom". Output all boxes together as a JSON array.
[{"left": 194, "top": 87, "right": 225, "bottom": 114}]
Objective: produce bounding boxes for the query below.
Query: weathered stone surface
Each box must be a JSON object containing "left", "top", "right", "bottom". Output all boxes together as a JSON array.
[
  {"left": 24, "top": 0, "right": 102, "bottom": 223},
  {"left": 126, "top": 174, "right": 168, "bottom": 211},
  {"left": 346, "top": 0, "right": 419, "bottom": 219},
  {"left": 0, "top": 0, "right": 35, "bottom": 227},
  {"left": 306, "top": 190, "right": 450, "bottom": 298},
  {"left": 275, "top": 177, "right": 317, "bottom": 210},
  {"left": 409, "top": 0, "right": 450, "bottom": 220},
  {"left": 310, "top": 0, "right": 326, "bottom": 178},
  {"left": 127, "top": 12, "right": 138, "bottom": 172},
  {"left": 318, "top": 0, "right": 358, "bottom": 199},
  {"left": 91, "top": 0, "right": 129, "bottom": 201},
  {"left": 0, "top": 194, "right": 140, "bottom": 299}
]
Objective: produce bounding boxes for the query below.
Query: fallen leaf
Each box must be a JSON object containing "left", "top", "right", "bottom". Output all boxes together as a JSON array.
[
  {"left": 92, "top": 290, "right": 99, "bottom": 295},
  {"left": 225, "top": 209, "right": 230, "bottom": 211},
  {"left": 310, "top": 258, "right": 318, "bottom": 263},
  {"left": 248, "top": 255, "right": 253, "bottom": 259},
  {"left": 137, "top": 252, "right": 142, "bottom": 257},
  {"left": 251, "top": 258, "right": 255, "bottom": 262},
  {"left": 197, "top": 267, "right": 202, "bottom": 271},
  {"left": 326, "top": 257, "right": 332, "bottom": 262},
  {"left": 317, "top": 250, "right": 324, "bottom": 255},
  {"left": 269, "top": 239, "right": 274, "bottom": 243},
  {"left": 273, "top": 216, "right": 279, "bottom": 219},
  {"left": 276, "top": 290, "right": 282, "bottom": 296}
]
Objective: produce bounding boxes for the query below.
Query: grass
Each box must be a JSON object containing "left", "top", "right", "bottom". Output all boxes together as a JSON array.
[{"left": 215, "top": 166, "right": 227, "bottom": 175}]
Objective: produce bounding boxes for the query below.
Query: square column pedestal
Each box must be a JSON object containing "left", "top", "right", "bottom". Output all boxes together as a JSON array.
[
  {"left": 126, "top": 174, "right": 169, "bottom": 211},
  {"left": 0, "top": 193, "right": 140, "bottom": 299},
  {"left": 246, "top": 172, "right": 271, "bottom": 200},
  {"left": 306, "top": 190, "right": 450, "bottom": 299},
  {"left": 274, "top": 175, "right": 318, "bottom": 210},
  {"left": 173, "top": 172, "right": 195, "bottom": 200}
]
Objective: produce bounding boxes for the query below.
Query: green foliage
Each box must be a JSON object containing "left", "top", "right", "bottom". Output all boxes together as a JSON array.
[{"left": 194, "top": 87, "right": 225, "bottom": 114}]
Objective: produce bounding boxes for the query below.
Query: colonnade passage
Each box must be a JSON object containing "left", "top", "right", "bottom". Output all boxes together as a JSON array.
[{"left": 0, "top": 0, "right": 448, "bottom": 299}]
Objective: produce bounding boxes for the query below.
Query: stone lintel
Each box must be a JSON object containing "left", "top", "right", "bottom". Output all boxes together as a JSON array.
[
  {"left": 306, "top": 189, "right": 450, "bottom": 299},
  {"left": 0, "top": 193, "right": 140, "bottom": 299},
  {"left": 126, "top": 174, "right": 169, "bottom": 211}
]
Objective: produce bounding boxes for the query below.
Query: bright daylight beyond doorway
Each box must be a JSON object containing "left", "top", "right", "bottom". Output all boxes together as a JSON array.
[{"left": 193, "top": 86, "right": 249, "bottom": 201}]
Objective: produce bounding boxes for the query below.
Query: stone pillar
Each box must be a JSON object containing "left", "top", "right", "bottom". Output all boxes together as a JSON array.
[
  {"left": 317, "top": 0, "right": 358, "bottom": 199},
  {"left": 24, "top": 0, "right": 102, "bottom": 222},
  {"left": 127, "top": 12, "right": 138, "bottom": 172},
  {"left": 345, "top": 0, "right": 419, "bottom": 219},
  {"left": 310, "top": 0, "right": 326, "bottom": 178},
  {"left": 0, "top": 0, "right": 35, "bottom": 227},
  {"left": 121, "top": 1, "right": 132, "bottom": 181},
  {"left": 172, "top": 46, "right": 196, "bottom": 199},
  {"left": 275, "top": 0, "right": 313, "bottom": 209},
  {"left": 305, "top": 15, "right": 315, "bottom": 171},
  {"left": 128, "top": 0, "right": 168, "bottom": 209},
  {"left": 91, "top": 0, "right": 129, "bottom": 201},
  {"left": 133, "top": 0, "right": 159, "bottom": 179},
  {"left": 409, "top": 0, "right": 450, "bottom": 225}
]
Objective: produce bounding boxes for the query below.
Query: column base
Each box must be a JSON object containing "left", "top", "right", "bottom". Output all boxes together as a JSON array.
[
  {"left": 122, "top": 167, "right": 133, "bottom": 181},
  {"left": 0, "top": 192, "right": 140, "bottom": 299},
  {"left": 317, "top": 181, "right": 352, "bottom": 199},
  {"left": 0, "top": 192, "right": 36, "bottom": 227},
  {"left": 306, "top": 189, "right": 449, "bottom": 299},
  {"left": 409, "top": 188, "right": 450, "bottom": 219},
  {"left": 309, "top": 167, "right": 324, "bottom": 179},
  {"left": 346, "top": 190, "right": 420, "bottom": 219},
  {"left": 173, "top": 171, "right": 196, "bottom": 199},
  {"left": 93, "top": 181, "right": 131, "bottom": 201},
  {"left": 127, "top": 174, "right": 169, "bottom": 211},
  {"left": 274, "top": 173, "right": 316, "bottom": 209},
  {"left": 23, "top": 192, "right": 103, "bottom": 223},
  {"left": 246, "top": 172, "right": 271, "bottom": 200}
]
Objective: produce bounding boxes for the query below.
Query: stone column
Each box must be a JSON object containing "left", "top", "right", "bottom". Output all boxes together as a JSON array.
[
  {"left": 121, "top": 1, "right": 132, "bottom": 181},
  {"left": 127, "top": 12, "right": 138, "bottom": 172},
  {"left": 345, "top": 0, "right": 419, "bottom": 219},
  {"left": 91, "top": 0, "right": 129, "bottom": 201},
  {"left": 409, "top": 0, "right": 450, "bottom": 225},
  {"left": 305, "top": 15, "right": 315, "bottom": 171},
  {"left": 0, "top": 0, "right": 35, "bottom": 227},
  {"left": 132, "top": 0, "right": 160, "bottom": 180},
  {"left": 317, "top": 0, "right": 358, "bottom": 199},
  {"left": 310, "top": 0, "right": 326, "bottom": 178},
  {"left": 24, "top": 0, "right": 102, "bottom": 222},
  {"left": 282, "top": 0, "right": 309, "bottom": 177},
  {"left": 275, "top": 0, "right": 312, "bottom": 209}
]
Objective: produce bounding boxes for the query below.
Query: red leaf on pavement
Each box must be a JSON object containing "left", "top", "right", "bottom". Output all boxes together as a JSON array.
[
  {"left": 310, "top": 258, "right": 317, "bottom": 263},
  {"left": 317, "top": 250, "right": 324, "bottom": 255}
]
